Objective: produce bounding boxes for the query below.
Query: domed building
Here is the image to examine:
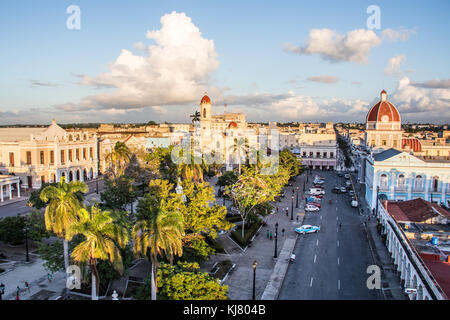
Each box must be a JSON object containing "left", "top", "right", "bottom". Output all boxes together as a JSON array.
[{"left": 365, "top": 90, "right": 403, "bottom": 149}]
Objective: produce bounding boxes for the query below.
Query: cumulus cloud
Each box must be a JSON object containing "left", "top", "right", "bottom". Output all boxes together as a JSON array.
[
  {"left": 384, "top": 54, "right": 406, "bottom": 76},
  {"left": 75, "top": 11, "right": 220, "bottom": 111},
  {"left": 284, "top": 28, "right": 381, "bottom": 64},
  {"left": 410, "top": 79, "right": 450, "bottom": 89},
  {"left": 307, "top": 76, "right": 338, "bottom": 84},
  {"left": 390, "top": 77, "right": 450, "bottom": 121}
]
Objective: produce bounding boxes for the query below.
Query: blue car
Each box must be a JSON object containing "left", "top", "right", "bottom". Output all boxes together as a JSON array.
[{"left": 295, "top": 225, "right": 320, "bottom": 234}]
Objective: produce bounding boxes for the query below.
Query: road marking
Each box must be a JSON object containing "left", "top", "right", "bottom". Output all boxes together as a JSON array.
[
  {"left": 310, "top": 277, "right": 314, "bottom": 287},
  {"left": 336, "top": 217, "right": 338, "bottom": 221},
  {"left": 338, "top": 280, "right": 341, "bottom": 290},
  {"left": 337, "top": 240, "right": 339, "bottom": 247},
  {"left": 336, "top": 207, "right": 338, "bottom": 211},
  {"left": 320, "top": 215, "right": 322, "bottom": 220},
  {"left": 337, "top": 257, "right": 340, "bottom": 265},
  {"left": 316, "top": 239, "right": 319, "bottom": 246},
  {"left": 314, "top": 254, "right": 317, "bottom": 264}
]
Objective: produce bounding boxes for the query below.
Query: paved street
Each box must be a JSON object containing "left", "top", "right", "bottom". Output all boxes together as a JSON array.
[{"left": 279, "top": 170, "right": 380, "bottom": 300}]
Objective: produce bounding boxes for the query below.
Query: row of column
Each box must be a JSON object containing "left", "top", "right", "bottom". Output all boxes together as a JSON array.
[{"left": 0, "top": 181, "right": 21, "bottom": 202}]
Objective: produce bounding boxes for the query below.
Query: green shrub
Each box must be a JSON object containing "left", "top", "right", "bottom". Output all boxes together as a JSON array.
[{"left": 230, "top": 219, "right": 262, "bottom": 248}]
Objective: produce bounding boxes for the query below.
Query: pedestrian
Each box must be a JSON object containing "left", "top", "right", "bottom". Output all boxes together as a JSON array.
[
  {"left": 285, "top": 209, "right": 288, "bottom": 217},
  {"left": 296, "top": 215, "right": 299, "bottom": 222},
  {"left": 0, "top": 283, "right": 5, "bottom": 295},
  {"left": 269, "top": 232, "right": 273, "bottom": 240},
  {"left": 15, "top": 294, "right": 19, "bottom": 300},
  {"left": 25, "top": 281, "right": 30, "bottom": 292},
  {"left": 282, "top": 228, "right": 285, "bottom": 237},
  {"left": 16, "top": 286, "right": 20, "bottom": 296},
  {"left": 48, "top": 273, "right": 52, "bottom": 283},
  {"left": 276, "top": 207, "right": 278, "bottom": 214},
  {"left": 266, "top": 229, "right": 269, "bottom": 238},
  {"left": 339, "top": 223, "right": 342, "bottom": 230}
]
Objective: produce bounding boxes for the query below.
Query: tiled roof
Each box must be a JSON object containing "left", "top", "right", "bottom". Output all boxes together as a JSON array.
[
  {"left": 421, "top": 257, "right": 450, "bottom": 299},
  {"left": 387, "top": 198, "right": 450, "bottom": 223}
]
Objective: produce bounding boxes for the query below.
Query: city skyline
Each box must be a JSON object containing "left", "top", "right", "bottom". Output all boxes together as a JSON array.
[{"left": 1, "top": 0, "right": 449, "bottom": 125}]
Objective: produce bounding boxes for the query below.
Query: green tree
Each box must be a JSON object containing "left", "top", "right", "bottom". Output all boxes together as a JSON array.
[
  {"left": 0, "top": 215, "right": 26, "bottom": 245},
  {"left": 101, "top": 176, "right": 138, "bottom": 212},
  {"left": 66, "top": 206, "right": 129, "bottom": 300},
  {"left": 136, "top": 261, "right": 228, "bottom": 300},
  {"left": 216, "top": 171, "right": 238, "bottom": 192},
  {"left": 279, "top": 149, "right": 302, "bottom": 178},
  {"left": 225, "top": 167, "right": 279, "bottom": 238},
  {"left": 132, "top": 194, "right": 185, "bottom": 300},
  {"left": 40, "top": 176, "right": 88, "bottom": 272},
  {"left": 105, "top": 141, "right": 131, "bottom": 177}
]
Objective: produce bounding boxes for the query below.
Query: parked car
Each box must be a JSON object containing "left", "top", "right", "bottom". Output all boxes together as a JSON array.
[
  {"left": 312, "top": 184, "right": 325, "bottom": 189},
  {"left": 306, "top": 196, "right": 321, "bottom": 203},
  {"left": 345, "top": 180, "right": 351, "bottom": 186},
  {"left": 349, "top": 190, "right": 355, "bottom": 196},
  {"left": 340, "top": 187, "right": 347, "bottom": 193},
  {"left": 295, "top": 225, "right": 320, "bottom": 234},
  {"left": 338, "top": 173, "right": 343, "bottom": 177},
  {"left": 351, "top": 199, "right": 359, "bottom": 207},
  {"left": 314, "top": 180, "right": 325, "bottom": 185},
  {"left": 332, "top": 186, "right": 341, "bottom": 193},
  {"left": 309, "top": 188, "right": 325, "bottom": 195},
  {"left": 307, "top": 202, "right": 321, "bottom": 208},
  {"left": 344, "top": 174, "right": 350, "bottom": 179},
  {"left": 305, "top": 204, "right": 320, "bottom": 212}
]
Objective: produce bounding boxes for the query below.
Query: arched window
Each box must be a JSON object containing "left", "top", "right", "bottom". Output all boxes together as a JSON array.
[
  {"left": 432, "top": 176, "right": 439, "bottom": 192},
  {"left": 203, "top": 108, "right": 206, "bottom": 118},
  {"left": 398, "top": 174, "right": 405, "bottom": 189},
  {"left": 380, "top": 174, "right": 388, "bottom": 188},
  {"left": 415, "top": 175, "right": 423, "bottom": 190}
]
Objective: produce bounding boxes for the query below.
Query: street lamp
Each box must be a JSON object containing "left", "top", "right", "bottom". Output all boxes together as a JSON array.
[
  {"left": 303, "top": 178, "right": 306, "bottom": 191},
  {"left": 23, "top": 222, "right": 30, "bottom": 263},
  {"left": 296, "top": 186, "right": 299, "bottom": 208},
  {"left": 291, "top": 195, "right": 294, "bottom": 221},
  {"left": 96, "top": 179, "right": 99, "bottom": 194},
  {"left": 375, "top": 186, "right": 380, "bottom": 219},
  {"left": 274, "top": 222, "right": 279, "bottom": 258},
  {"left": 252, "top": 260, "right": 258, "bottom": 300}
]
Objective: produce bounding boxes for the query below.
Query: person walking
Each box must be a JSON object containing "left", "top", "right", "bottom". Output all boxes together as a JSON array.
[
  {"left": 25, "top": 281, "right": 30, "bottom": 293},
  {"left": 276, "top": 207, "right": 279, "bottom": 214},
  {"left": 0, "top": 283, "right": 4, "bottom": 301},
  {"left": 282, "top": 228, "right": 285, "bottom": 237},
  {"left": 266, "top": 229, "right": 269, "bottom": 238},
  {"left": 47, "top": 273, "right": 52, "bottom": 283},
  {"left": 269, "top": 231, "right": 273, "bottom": 240},
  {"left": 16, "top": 286, "right": 20, "bottom": 297}
]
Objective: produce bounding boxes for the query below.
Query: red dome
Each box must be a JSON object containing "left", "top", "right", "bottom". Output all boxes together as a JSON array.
[
  {"left": 228, "top": 121, "right": 238, "bottom": 129},
  {"left": 366, "top": 91, "right": 400, "bottom": 123},
  {"left": 201, "top": 94, "right": 211, "bottom": 104}
]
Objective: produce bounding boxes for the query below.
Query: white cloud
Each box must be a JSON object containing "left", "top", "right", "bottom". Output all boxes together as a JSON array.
[
  {"left": 307, "top": 75, "right": 338, "bottom": 84},
  {"left": 284, "top": 28, "right": 381, "bottom": 64},
  {"left": 77, "top": 11, "right": 220, "bottom": 110},
  {"left": 382, "top": 28, "right": 416, "bottom": 41},
  {"left": 410, "top": 79, "right": 450, "bottom": 89},
  {"left": 390, "top": 77, "right": 450, "bottom": 121},
  {"left": 384, "top": 54, "right": 406, "bottom": 76}
]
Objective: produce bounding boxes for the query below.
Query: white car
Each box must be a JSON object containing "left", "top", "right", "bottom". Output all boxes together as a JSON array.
[
  {"left": 295, "top": 225, "right": 320, "bottom": 234},
  {"left": 305, "top": 204, "right": 320, "bottom": 212},
  {"left": 351, "top": 199, "right": 358, "bottom": 207}
]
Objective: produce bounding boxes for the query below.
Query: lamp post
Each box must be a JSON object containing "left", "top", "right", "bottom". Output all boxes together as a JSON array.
[
  {"left": 274, "top": 222, "right": 278, "bottom": 258},
  {"left": 96, "top": 179, "right": 99, "bottom": 194},
  {"left": 375, "top": 185, "right": 380, "bottom": 219},
  {"left": 23, "top": 223, "right": 30, "bottom": 263},
  {"left": 252, "top": 260, "right": 258, "bottom": 300},
  {"left": 296, "top": 186, "right": 299, "bottom": 208},
  {"left": 291, "top": 195, "right": 294, "bottom": 221}
]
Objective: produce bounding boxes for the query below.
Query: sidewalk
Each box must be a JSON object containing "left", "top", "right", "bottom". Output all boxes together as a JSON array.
[
  {"left": 216, "top": 173, "right": 307, "bottom": 300},
  {"left": 352, "top": 172, "right": 407, "bottom": 300}
]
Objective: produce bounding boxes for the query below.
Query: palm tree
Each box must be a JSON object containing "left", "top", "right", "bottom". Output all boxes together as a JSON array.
[
  {"left": 67, "top": 206, "right": 129, "bottom": 300},
  {"left": 178, "top": 153, "right": 205, "bottom": 183},
  {"left": 229, "top": 137, "right": 249, "bottom": 175},
  {"left": 40, "top": 176, "right": 88, "bottom": 273},
  {"left": 106, "top": 141, "right": 131, "bottom": 177},
  {"left": 132, "top": 204, "right": 184, "bottom": 300},
  {"left": 190, "top": 110, "right": 201, "bottom": 125}
]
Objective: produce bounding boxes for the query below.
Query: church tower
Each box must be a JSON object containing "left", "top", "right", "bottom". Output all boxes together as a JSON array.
[{"left": 200, "top": 92, "right": 212, "bottom": 131}]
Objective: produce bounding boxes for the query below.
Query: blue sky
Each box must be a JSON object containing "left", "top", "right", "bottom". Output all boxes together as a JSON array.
[{"left": 0, "top": 0, "right": 449, "bottom": 124}]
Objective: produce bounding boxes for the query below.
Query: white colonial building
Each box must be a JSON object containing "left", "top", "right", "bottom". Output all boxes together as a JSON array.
[{"left": 0, "top": 120, "right": 98, "bottom": 190}]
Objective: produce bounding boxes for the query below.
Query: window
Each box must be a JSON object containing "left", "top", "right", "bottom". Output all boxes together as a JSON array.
[
  {"left": 83, "top": 148, "right": 86, "bottom": 160},
  {"left": 203, "top": 108, "right": 206, "bottom": 118},
  {"left": 393, "top": 140, "right": 397, "bottom": 148},
  {"left": 316, "top": 152, "right": 320, "bottom": 158},
  {"left": 330, "top": 152, "right": 334, "bottom": 158},
  {"left": 50, "top": 151, "right": 54, "bottom": 165},
  {"left": 303, "top": 152, "right": 307, "bottom": 157},
  {"left": 415, "top": 175, "right": 423, "bottom": 190},
  {"left": 371, "top": 140, "right": 375, "bottom": 146},
  {"left": 323, "top": 152, "right": 327, "bottom": 158},
  {"left": 41, "top": 176, "right": 45, "bottom": 184},
  {"left": 309, "top": 152, "right": 313, "bottom": 157},
  {"left": 40, "top": 151, "right": 44, "bottom": 165},
  {"left": 90, "top": 147, "right": 93, "bottom": 159},
  {"left": 68, "top": 150, "right": 73, "bottom": 161},
  {"left": 9, "top": 152, "right": 14, "bottom": 166},
  {"left": 26, "top": 151, "right": 32, "bottom": 165},
  {"left": 432, "top": 176, "right": 439, "bottom": 192},
  {"left": 382, "top": 140, "right": 387, "bottom": 146},
  {"left": 397, "top": 174, "right": 406, "bottom": 189},
  {"left": 76, "top": 149, "right": 80, "bottom": 161},
  {"left": 61, "top": 150, "right": 65, "bottom": 164},
  {"left": 380, "top": 174, "right": 388, "bottom": 188}
]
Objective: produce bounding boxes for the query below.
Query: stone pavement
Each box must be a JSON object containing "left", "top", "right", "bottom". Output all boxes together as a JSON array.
[
  {"left": 0, "top": 257, "right": 66, "bottom": 300},
  {"left": 212, "top": 173, "right": 307, "bottom": 300},
  {"left": 351, "top": 172, "right": 407, "bottom": 300}
]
